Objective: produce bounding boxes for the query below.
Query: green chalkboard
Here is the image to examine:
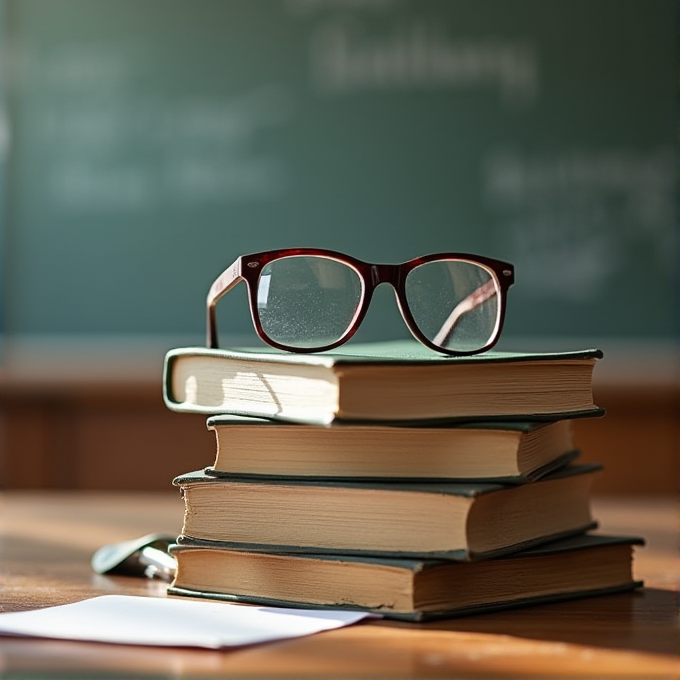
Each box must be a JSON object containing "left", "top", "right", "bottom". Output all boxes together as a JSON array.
[{"left": 2, "top": 0, "right": 677, "bottom": 347}]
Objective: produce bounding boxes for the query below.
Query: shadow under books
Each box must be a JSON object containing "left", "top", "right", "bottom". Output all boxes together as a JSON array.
[{"left": 381, "top": 588, "right": 678, "bottom": 657}]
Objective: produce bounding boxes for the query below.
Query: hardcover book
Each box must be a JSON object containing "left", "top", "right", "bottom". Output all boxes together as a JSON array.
[
  {"left": 205, "top": 415, "right": 579, "bottom": 483},
  {"left": 163, "top": 340, "right": 605, "bottom": 424},
  {"left": 168, "top": 534, "right": 644, "bottom": 621},
  {"left": 173, "top": 463, "right": 601, "bottom": 560}
]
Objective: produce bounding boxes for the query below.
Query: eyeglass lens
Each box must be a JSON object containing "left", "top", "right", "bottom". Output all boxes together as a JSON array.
[
  {"left": 256, "top": 255, "right": 500, "bottom": 352},
  {"left": 404, "top": 260, "right": 499, "bottom": 352},
  {"left": 258, "top": 255, "right": 363, "bottom": 349}
]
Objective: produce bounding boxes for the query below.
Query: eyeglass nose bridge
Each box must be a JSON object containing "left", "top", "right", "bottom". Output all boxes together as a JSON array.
[{"left": 368, "top": 263, "right": 402, "bottom": 289}]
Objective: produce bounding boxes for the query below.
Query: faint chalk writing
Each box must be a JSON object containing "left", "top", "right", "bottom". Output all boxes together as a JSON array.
[
  {"left": 483, "top": 147, "right": 676, "bottom": 300},
  {"left": 26, "top": 42, "right": 295, "bottom": 212},
  {"left": 309, "top": 19, "right": 538, "bottom": 108}
]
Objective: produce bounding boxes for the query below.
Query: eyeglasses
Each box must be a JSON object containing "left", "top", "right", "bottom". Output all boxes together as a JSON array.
[{"left": 207, "top": 248, "right": 514, "bottom": 356}]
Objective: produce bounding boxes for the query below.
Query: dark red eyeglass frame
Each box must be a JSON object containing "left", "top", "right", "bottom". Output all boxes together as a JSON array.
[{"left": 206, "top": 248, "right": 515, "bottom": 355}]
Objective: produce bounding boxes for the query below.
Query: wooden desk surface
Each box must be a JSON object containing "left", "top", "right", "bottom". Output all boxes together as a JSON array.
[{"left": 0, "top": 492, "right": 678, "bottom": 678}]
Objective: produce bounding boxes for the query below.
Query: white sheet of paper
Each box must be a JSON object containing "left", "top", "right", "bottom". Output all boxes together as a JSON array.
[{"left": 0, "top": 595, "right": 376, "bottom": 649}]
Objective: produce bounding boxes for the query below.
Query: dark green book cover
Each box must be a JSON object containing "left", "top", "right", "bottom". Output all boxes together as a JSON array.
[
  {"left": 203, "top": 414, "right": 581, "bottom": 484},
  {"left": 173, "top": 463, "right": 602, "bottom": 560},
  {"left": 168, "top": 533, "right": 644, "bottom": 621}
]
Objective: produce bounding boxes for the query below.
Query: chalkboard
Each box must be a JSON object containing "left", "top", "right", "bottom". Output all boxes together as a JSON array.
[{"left": 2, "top": 0, "right": 677, "bottom": 349}]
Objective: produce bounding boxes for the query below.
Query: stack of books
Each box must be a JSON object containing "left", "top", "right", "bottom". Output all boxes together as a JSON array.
[{"left": 161, "top": 340, "right": 643, "bottom": 621}]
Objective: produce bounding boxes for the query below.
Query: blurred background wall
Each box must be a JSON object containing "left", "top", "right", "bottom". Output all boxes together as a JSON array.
[{"left": 0, "top": 0, "right": 677, "bottom": 492}]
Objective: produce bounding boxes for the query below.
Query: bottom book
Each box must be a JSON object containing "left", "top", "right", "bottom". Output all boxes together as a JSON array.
[{"left": 168, "top": 534, "right": 644, "bottom": 621}]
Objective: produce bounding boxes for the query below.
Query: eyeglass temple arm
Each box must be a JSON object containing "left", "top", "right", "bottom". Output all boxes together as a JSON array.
[
  {"left": 206, "top": 260, "right": 242, "bottom": 348},
  {"left": 432, "top": 279, "right": 498, "bottom": 347}
]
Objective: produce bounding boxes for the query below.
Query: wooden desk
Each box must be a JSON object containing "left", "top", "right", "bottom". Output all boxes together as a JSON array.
[{"left": 0, "top": 493, "right": 678, "bottom": 678}]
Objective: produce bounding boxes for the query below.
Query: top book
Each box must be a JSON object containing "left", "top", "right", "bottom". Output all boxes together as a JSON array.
[{"left": 163, "top": 340, "right": 604, "bottom": 424}]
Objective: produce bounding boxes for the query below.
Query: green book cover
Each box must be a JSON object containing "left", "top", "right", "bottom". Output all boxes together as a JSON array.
[{"left": 163, "top": 340, "right": 605, "bottom": 424}]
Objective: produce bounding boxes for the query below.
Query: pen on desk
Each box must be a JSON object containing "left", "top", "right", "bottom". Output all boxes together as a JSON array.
[
  {"left": 137, "top": 545, "right": 177, "bottom": 581},
  {"left": 91, "top": 533, "right": 178, "bottom": 582}
]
